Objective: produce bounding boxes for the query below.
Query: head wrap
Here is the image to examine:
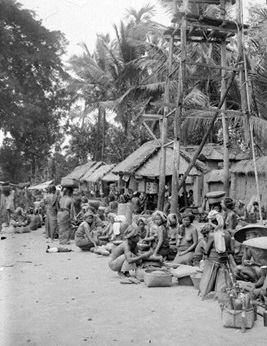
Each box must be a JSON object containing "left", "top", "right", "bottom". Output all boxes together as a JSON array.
[
  {"left": 224, "top": 197, "right": 235, "bottom": 209},
  {"left": 152, "top": 210, "right": 167, "bottom": 223},
  {"left": 181, "top": 212, "right": 194, "bottom": 223},
  {"left": 208, "top": 210, "right": 218, "bottom": 219}
]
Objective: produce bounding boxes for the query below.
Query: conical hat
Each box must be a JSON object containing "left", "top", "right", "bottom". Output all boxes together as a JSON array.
[
  {"left": 234, "top": 224, "right": 267, "bottom": 243},
  {"left": 243, "top": 237, "right": 267, "bottom": 250}
]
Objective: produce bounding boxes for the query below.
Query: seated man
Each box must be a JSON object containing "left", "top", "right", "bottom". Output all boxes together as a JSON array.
[
  {"left": 75, "top": 211, "right": 101, "bottom": 251},
  {"left": 109, "top": 225, "right": 152, "bottom": 277},
  {"left": 11, "top": 207, "right": 31, "bottom": 233},
  {"left": 234, "top": 230, "right": 262, "bottom": 282}
]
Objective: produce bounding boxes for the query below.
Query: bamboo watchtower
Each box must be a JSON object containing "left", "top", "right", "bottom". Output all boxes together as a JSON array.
[{"left": 153, "top": 0, "right": 262, "bottom": 216}]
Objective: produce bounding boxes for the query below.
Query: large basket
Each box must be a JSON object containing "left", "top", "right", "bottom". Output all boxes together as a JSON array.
[
  {"left": 222, "top": 307, "right": 255, "bottom": 329},
  {"left": 144, "top": 270, "right": 172, "bottom": 287}
]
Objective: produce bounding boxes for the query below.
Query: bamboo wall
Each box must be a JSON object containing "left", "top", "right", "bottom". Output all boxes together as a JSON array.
[{"left": 231, "top": 173, "right": 267, "bottom": 208}]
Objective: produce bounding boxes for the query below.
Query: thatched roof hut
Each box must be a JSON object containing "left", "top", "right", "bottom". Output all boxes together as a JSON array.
[
  {"left": 63, "top": 161, "right": 96, "bottom": 181},
  {"left": 135, "top": 147, "right": 209, "bottom": 177},
  {"left": 230, "top": 156, "right": 267, "bottom": 175},
  {"left": 85, "top": 164, "right": 116, "bottom": 183},
  {"left": 81, "top": 162, "right": 104, "bottom": 182},
  {"left": 112, "top": 141, "right": 160, "bottom": 176}
]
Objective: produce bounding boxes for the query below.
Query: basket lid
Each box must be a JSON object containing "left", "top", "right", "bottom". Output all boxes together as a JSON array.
[
  {"left": 234, "top": 224, "right": 267, "bottom": 243},
  {"left": 243, "top": 236, "right": 267, "bottom": 250},
  {"left": 206, "top": 191, "right": 225, "bottom": 199}
]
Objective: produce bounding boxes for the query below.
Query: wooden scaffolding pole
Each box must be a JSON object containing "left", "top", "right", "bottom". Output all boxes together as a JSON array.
[
  {"left": 171, "top": 13, "right": 187, "bottom": 214},
  {"left": 242, "top": 22, "right": 263, "bottom": 223},
  {"left": 157, "top": 37, "right": 174, "bottom": 210},
  {"left": 220, "top": 0, "right": 230, "bottom": 196},
  {"left": 237, "top": 0, "right": 250, "bottom": 146},
  {"left": 177, "top": 55, "right": 241, "bottom": 192}
]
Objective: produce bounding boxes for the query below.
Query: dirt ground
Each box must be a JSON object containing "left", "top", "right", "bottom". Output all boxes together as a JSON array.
[{"left": 0, "top": 228, "right": 267, "bottom": 346}]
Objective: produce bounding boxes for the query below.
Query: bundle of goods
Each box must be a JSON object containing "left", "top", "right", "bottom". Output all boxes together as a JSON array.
[
  {"left": 205, "top": 190, "right": 225, "bottom": 204},
  {"left": 171, "top": 265, "right": 200, "bottom": 286},
  {"left": 61, "top": 177, "right": 78, "bottom": 188},
  {"left": 144, "top": 268, "right": 172, "bottom": 287}
]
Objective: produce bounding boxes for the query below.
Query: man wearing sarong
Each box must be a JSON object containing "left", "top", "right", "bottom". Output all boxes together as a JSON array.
[
  {"left": 57, "top": 187, "right": 75, "bottom": 245},
  {"left": 44, "top": 185, "right": 59, "bottom": 241},
  {"left": 109, "top": 225, "right": 152, "bottom": 276}
]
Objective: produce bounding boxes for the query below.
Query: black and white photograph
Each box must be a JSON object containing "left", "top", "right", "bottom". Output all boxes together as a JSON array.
[{"left": 1, "top": 0, "right": 267, "bottom": 345}]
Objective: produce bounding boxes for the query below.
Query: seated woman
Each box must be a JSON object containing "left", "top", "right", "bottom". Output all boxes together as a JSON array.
[
  {"left": 10, "top": 207, "right": 31, "bottom": 233},
  {"left": 75, "top": 211, "right": 101, "bottom": 251},
  {"left": 150, "top": 211, "right": 169, "bottom": 259},
  {"left": 98, "top": 213, "right": 116, "bottom": 243},
  {"left": 192, "top": 224, "right": 212, "bottom": 266},
  {"left": 136, "top": 217, "right": 148, "bottom": 241},
  {"left": 28, "top": 208, "right": 42, "bottom": 231},
  {"left": 173, "top": 213, "right": 198, "bottom": 265},
  {"left": 166, "top": 213, "right": 179, "bottom": 260}
]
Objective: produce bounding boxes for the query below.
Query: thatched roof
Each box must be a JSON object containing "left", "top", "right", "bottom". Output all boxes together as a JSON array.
[
  {"left": 85, "top": 164, "right": 116, "bottom": 183},
  {"left": 28, "top": 180, "right": 54, "bottom": 190},
  {"left": 81, "top": 162, "right": 104, "bottom": 181},
  {"left": 112, "top": 140, "right": 160, "bottom": 175},
  {"left": 64, "top": 161, "right": 95, "bottom": 180},
  {"left": 205, "top": 169, "right": 225, "bottom": 183},
  {"left": 230, "top": 156, "right": 267, "bottom": 175},
  {"left": 182, "top": 144, "right": 249, "bottom": 162},
  {"left": 135, "top": 147, "right": 210, "bottom": 177},
  {"left": 102, "top": 171, "right": 119, "bottom": 182}
]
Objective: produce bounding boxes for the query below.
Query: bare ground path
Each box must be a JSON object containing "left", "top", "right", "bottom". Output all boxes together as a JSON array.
[{"left": 0, "top": 228, "right": 267, "bottom": 346}]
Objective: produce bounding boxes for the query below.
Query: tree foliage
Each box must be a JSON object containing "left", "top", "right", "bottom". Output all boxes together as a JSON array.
[{"left": 0, "top": 0, "right": 69, "bottom": 181}]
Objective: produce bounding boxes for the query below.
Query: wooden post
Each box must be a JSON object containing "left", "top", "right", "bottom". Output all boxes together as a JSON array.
[
  {"left": 220, "top": 0, "right": 230, "bottom": 196},
  {"left": 237, "top": 0, "right": 250, "bottom": 146},
  {"left": 243, "top": 38, "right": 263, "bottom": 223},
  {"left": 157, "top": 37, "right": 173, "bottom": 210},
  {"left": 177, "top": 55, "right": 241, "bottom": 192},
  {"left": 171, "top": 13, "right": 186, "bottom": 214}
]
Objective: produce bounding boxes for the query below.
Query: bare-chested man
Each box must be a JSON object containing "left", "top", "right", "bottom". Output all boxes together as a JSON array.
[{"left": 109, "top": 225, "right": 152, "bottom": 276}]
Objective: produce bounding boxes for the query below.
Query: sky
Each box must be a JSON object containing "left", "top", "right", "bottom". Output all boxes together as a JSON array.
[
  {"left": 19, "top": 0, "right": 265, "bottom": 58},
  {"left": 0, "top": 0, "right": 265, "bottom": 145},
  {"left": 20, "top": 0, "right": 171, "bottom": 58}
]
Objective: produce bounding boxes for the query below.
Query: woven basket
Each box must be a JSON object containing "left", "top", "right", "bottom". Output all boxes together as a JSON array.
[
  {"left": 144, "top": 270, "right": 172, "bottom": 287},
  {"left": 222, "top": 307, "right": 255, "bottom": 329}
]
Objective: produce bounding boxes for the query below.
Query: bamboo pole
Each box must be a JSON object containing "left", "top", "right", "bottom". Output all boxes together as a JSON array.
[
  {"left": 220, "top": 0, "right": 230, "bottom": 196},
  {"left": 242, "top": 34, "right": 263, "bottom": 223},
  {"left": 177, "top": 55, "right": 241, "bottom": 192},
  {"left": 237, "top": 0, "right": 250, "bottom": 146},
  {"left": 157, "top": 37, "right": 174, "bottom": 210},
  {"left": 171, "top": 12, "right": 187, "bottom": 214}
]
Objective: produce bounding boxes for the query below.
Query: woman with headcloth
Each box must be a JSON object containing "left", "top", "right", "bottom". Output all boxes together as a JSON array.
[
  {"left": 150, "top": 211, "right": 169, "bottom": 258},
  {"left": 44, "top": 185, "right": 59, "bottom": 241},
  {"left": 57, "top": 187, "right": 75, "bottom": 245},
  {"left": 75, "top": 210, "right": 100, "bottom": 251},
  {"left": 173, "top": 213, "right": 198, "bottom": 265}
]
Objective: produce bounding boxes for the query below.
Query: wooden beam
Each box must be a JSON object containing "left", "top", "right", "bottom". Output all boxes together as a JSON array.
[
  {"left": 142, "top": 121, "right": 160, "bottom": 144},
  {"left": 177, "top": 54, "right": 242, "bottom": 192},
  {"left": 186, "top": 61, "right": 237, "bottom": 72}
]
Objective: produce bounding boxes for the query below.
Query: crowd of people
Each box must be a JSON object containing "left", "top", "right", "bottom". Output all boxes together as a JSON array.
[{"left": 1, "top": 183, "right": 266, "bottom": 301}]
